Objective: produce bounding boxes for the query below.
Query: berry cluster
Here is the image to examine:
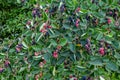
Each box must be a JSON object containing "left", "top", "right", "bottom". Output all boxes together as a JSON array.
[
  {"left": 16, "top": 44, "right": 23, "bottom": 52},
  {"left": 52, "top": 45, "right": 62, "bottom": 58}
]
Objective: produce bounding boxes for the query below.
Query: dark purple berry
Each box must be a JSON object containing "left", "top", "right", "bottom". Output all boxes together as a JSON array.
[
  {"left": 18, "top": 44, "right": 23, "bottom": 47},
  {"left": 49, "top": 6, "right": 58, "bottom": 14},
  {"left": 87, "top": 77, "right": 92, "bottom": 80},
  {"left": 81, "top": 76, "right": 86, "bottom": 80},
  {"left": 109, "top": 11, "right": 113, "bottom": 16},
  {"left": 45, "top": 32, "right": 49, "bottom": 36},
  {"left": 32, "top": 8, "right": 41, "bottom": 18},
  {"left": 86, "top": 15, "right": 91, "bottom": 21},
  {"left": 60, "top": 4, "right": 65, "bottom": 13},
  {"left": 31, "top": 40, "right": 36, "bottom": 45},
  {"left": 92, "top": 18, "right": 98, "bottom": 25}
]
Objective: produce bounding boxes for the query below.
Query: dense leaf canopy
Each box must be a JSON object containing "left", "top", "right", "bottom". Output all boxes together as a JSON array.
[{"left": 0, "top": 0, "right": 120, "bottom": 80}]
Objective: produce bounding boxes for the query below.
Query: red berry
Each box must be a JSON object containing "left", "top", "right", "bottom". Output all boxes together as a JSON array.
[
  {"left": 107, "top": 18, "right": 111, "bottom": 24},
  {"left": 43, "top": 59, "right": 46, "bottom": 64},
  {"left": 74, "top": 78, "right": 78, "bottom": 80},
  {"left": 69, "top": 74, "right": 73, "bottom": 78},
  {"left": 43, "top": 23, "right": 48, "bottom": 29},
  {"left": 47, "top": 26, "right": 52, "bottom": 28},
  {"left": 40, "top": 28, "right": 47, "bottom": 33},
  {"left": 99, "top": 47, "right": 105, "bottom": 56},
  {"left": 53, "top": 51, "right": 58, "bottom": 58},
  {"left": 57, "top": 45, "right": 62, "bottom": 50}
]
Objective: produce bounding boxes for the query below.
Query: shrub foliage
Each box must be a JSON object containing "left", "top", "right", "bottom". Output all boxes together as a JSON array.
[{"left": 0, "top": 0, "right": 120, "bottom": 80}]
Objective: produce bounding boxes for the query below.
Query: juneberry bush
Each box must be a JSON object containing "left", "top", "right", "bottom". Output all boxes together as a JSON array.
[{"left": 0, "top": 0, "right": 120, "bottom": 80}]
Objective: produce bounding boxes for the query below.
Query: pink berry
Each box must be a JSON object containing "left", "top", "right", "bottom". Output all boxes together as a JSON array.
[
  {"left": 57, "top": 45, "right": 62, "bottom": 50},
  {"left": 43, "top": 60, "right": 46, "bottom": 64},
  {"left": 107, "top": 18, "right": 111, "bottom": 24},
  {"left": 47, "top": 26, "right": 52, "bottom": 28},
  {"left": 53, "top": 51, "right": 58, "bottom": 58},
  {"left": 99, "top": 47, "right": 105, "bottom": 56},
  {"left": 74, "top": 77, "right": 78, "bottom": 80},
  {"left": 45, "top": 9, "right": 49, "bottom": 13},
  {"left": 75, "top": 19, "right": 80, "bottom": 27},
  {"left": 34, "top": 52, "right": 39, "bottom": 56},
  {"left": 0, "top": 67, "right": 4, "bottom": 73},
  {"left": 75, "top": 7, "right": 80, "bottom": 13},
  {"left": 32, "top": 9, "right": 37, "bottom": 14},
  {"left": 16, "top": 47, "right": 21, "bottom": 52},
  {"left": 85, "top": 44, "right": 90, "bottom": 51},
  {"left": 39, "top": 62, "right": 44, "bottom": 68},
  {"left": 27, "top": 20, "right": 31, "bottom": 25},
  {"left": 4, "top": 60, "right": 10, "bottom": 67},
  {"left": 43, "top": 23, "right": 48, "bottom": 29},
  {"left": 109, "top": 11, "right": 113, "bottom": 15},
  {"left": 40, "top": 28, "right": 47, "bottom": 33}
]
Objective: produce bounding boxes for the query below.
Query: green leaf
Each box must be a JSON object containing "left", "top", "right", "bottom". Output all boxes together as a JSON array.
[
  {"left": 112, "top": 40, "right": 120, "bottom": 49},
  {"left": 53, "top": 66, "right": 56, "bottom": 76},
  {"left": 89, "top": 59, "right": 103, "bottom": 66},
  {"left": 69, "top": 43, "right": 75, "bottom": 53},
  {"left": 76, "top": 66, "right": 86, "bottom": 72},
  {"left": 43, "top": 53, "right": 51, "bottom": 62},
  {"left": 59, "top": 38, "right": 67, "bottom": 46},
  {"left": 17, "top": 0, "right": 21, "bottom": 3},
  {"left": 22, "top": 41, "right": 28, "bottom": 49},
  {"left": 19, "top": 67, "right": 26, "bottom": 73},
  {"left": 114, "top": 53, "right": 120, "bottom": 59},
  {"left": 69, "top": 53, "right": 76, "bottom": 61},
  {"left": 60, "top": 51, "right": 70, "bottom": 57},
  {"left": 96, "top": 32, "right": 103, "bottom": 40},
  {"left": 90, "top": 4, "right": 99, "bottom": 10},
  {"left": 43, "top": 73, "right": 52, "bottom": 79},
  {"left": 105, "top": 61, "right": 118, "bottom": 71},
  {"left": 104, "top": 36, "right": 112, "bottom": 44},
  {"left": 36, "top": 33, "right": 44, "bottom": 42},
  {"left": 0, "top": 53, "right": 6, "bottom": 56},
  {"left": 57, "top": 57, "right": 65, "bottom": 65},
  {"left": 50, "top": 39, "right": 57, "bottom": 46},
  {"left": 72, "top": 0, "right": 78, "bottom": 5},
  {"left": 0, "top": 53, "right": 5, "bottom": 59},
  {"left": 32, "top": 45, "right": 42, "bottom": 51},
  {"left": 107, "top": 31, "right": 115, "bottom": 38},
  {"left": 9, "top": 49, "right": 15, "bottom": 53},
  {"left": 63, "top": 24, "right": 70, "bottom": 29},
  {"left": 33, "top": 55, "right": 42, "bottom": 60},
  {"left": 80, "top": 9, "right": 89, "bottom": 13}
]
